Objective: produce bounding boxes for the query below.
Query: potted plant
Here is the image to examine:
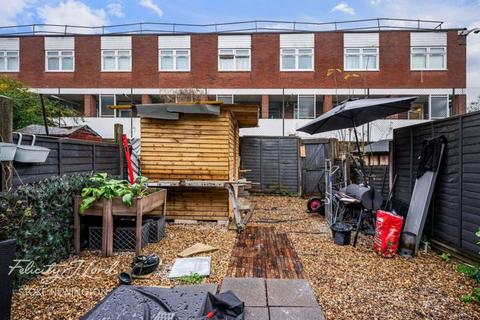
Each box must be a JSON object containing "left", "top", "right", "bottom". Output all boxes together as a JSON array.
[{"left": 0, "top": 238, "right": 16, "bottom": 320}]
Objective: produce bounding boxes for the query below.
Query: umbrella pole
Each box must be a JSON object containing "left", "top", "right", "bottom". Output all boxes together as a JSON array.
[{"left": 352, "top": 119, "right": 366, "bottom": 180}]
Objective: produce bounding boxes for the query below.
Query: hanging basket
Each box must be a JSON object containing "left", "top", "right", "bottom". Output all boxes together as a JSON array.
[
  {"left": 14, "top": 133, "right": 50, "bottom": 163},
  {"left": 0, "top": 142, "right": 17, "bottom": 161}
]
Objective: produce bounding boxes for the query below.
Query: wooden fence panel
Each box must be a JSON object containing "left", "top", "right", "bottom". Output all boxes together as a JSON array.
[
  {"left": 10, "top": 135, "right": 120, "bottom": 188},
  {"left": 392, "top": 111, "right": 480, "bottom": 259}
]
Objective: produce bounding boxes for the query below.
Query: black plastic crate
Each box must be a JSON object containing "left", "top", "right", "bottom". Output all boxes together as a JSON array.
[
  {"left": 147, "top": 216, "right": 166, "bottom": 243},
  {"left": 89, "top": 219, "right": 150, "bottom": 252}
]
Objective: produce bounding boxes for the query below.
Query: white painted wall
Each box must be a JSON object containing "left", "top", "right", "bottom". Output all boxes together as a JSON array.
[
  {"left": 61, "top": 117, "right": 428, "bottom": 141},
  {"left": 239, "top": 119, "right": 429, "bottom": 141},
  {"left": 62, "top": 117, "right": 141, "bottom": 139}
]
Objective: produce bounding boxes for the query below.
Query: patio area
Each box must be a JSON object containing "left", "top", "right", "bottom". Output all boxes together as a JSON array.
[{"left": 10, "top": 195, "right": 480, "bottom": 319}]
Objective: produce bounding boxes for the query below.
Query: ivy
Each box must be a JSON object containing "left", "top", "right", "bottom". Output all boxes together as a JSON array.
[{"left": 0, "top": 174, "right": 92, "bottom": 286}]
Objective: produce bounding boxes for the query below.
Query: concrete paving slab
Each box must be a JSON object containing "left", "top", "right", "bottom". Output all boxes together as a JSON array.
[
  {"left": 269, "top": 307, "right": 325, "bottom": 320},
  {"left": 266, "top": 279, "right": 318, "bottom": 307},
  {"left": 245, "top": 307, "right": 269, "bottom": 320},
  {"left": 175, "top": 284, "right": 217, "bottom": 294},
  {"left": 168, "top": 257, "right": 211, "bottom": 278},
  {"left": 220, "top": 277, "right": 267, "bottom": 307}
]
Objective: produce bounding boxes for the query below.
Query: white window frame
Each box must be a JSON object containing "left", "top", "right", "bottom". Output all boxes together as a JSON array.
[
  {"left": 280, "top": 48, "right": 314, "bottom": 71},
  {"left": 429, "top": 95, "right": 450, "bottom": 120},
  {"left": 101, "top": 49, "right": 132, "bottom": 72},
  {"left": 344, "top": 47, "right": 379, "bottom": 71},
  {"left": 98, "top": 94, "right": 116, "bottom": 117},
  {"left": 45, "top": 50, "right": 74, "bottom": 72},
  {"left": 410, "top": 47, "right": 447, "bottom": 71},
  {"left": 216, "top": 94, "right": 234, "bottom": 104},
  {"left": 218, "top": 48, "right": 251, "bottom": 72},
  {"left": 295, "top": 95, "right": 316, "bottom": 119},
  {"left": 159, "top": 49, "right": 190, "bottom": 72},
  {"left": 0, "top": 50, "right": 19, "bottom": 72},
  {"left": 98, "top": 95, "right": 133, "bottom": 118}
]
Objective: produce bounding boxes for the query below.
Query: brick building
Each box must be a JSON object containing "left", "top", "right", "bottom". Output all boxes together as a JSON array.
[{"left": 0, "top": 20, "right": 467, "bottom": 138}]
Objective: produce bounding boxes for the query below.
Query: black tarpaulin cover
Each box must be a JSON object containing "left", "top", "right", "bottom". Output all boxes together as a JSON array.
[
  {"left": 416, "top": 136, "right": 447, "bottom": 179},
  {"left": 199, "top": 291, "right": 245, "bottom": 320}
]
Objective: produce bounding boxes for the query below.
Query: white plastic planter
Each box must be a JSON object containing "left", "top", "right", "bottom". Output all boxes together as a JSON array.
[
  {"left": 14, "top": 133, "right": 50, "bottom": 163},
  {"left": 0, "top": 142, "right": 17, "bottom": 161}
]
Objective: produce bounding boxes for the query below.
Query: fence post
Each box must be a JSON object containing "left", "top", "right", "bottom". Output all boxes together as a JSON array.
[
  {"left": 114, "top": 124, "right": 124, "bottom": 177},
  {"left": 92, "top": 144, "right": 97, "bottom": 172},
  {"left": 0, "top": 96, "right": 13, "bottom": 191},
  {"left": 58, "top": 141, "right": 63, "bottom": 176},
  {"left": 458, "top": 117, "right": 463, "bottom": 249}
]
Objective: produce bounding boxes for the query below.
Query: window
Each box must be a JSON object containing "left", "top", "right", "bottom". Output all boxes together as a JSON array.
[
  {"left": 344, "top": 48, "right": 379, "bottom": 71},
  {"left": 295, "top": 95, "right": 315, "bottom": 119},
  {"left": 411, "top": 47, "right": 446, "bottom": 70},
  {"left": 98, "top": 95, "right": 134, "bottom": 117},
  {"left": 281, "top": 48, "right": 313, "bottom": 71},
  {"left": 159, "top": 49, "right": 190, "bottom": 71},
  {"left": 99, "top": 95, "right": 115, "bottom": 117},
  {"left": 101, "top": 50, "right": 131, "bottom": 71},
  {"left": 429, "top": 95, "right": 449, "bottom": 119},
  {"left": 46, "top": 50, "right": 74, "bottom": 71},
  {"left": 217, "top": 95, "right": 234, "bottom": 104},
  {"left": 0, "top": 51, "right": 19, "bottom": 72},
  {"left": 218, "top": 49, "right": 250, "bottom": 71}
]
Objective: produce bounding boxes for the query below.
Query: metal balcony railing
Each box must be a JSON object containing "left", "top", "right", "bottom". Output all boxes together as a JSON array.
[{"left": 0, "top": 18, "right": 445, "bottom": 36}]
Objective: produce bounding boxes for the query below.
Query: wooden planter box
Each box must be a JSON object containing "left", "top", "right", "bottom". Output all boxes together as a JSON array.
[{"left": 74, "top": 189, "right": 167, "bottom": 257}]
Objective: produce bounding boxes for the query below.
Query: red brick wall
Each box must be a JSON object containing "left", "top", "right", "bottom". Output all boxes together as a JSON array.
[{"left": 2, "top": 31, "right": 466, "bottom": 89}]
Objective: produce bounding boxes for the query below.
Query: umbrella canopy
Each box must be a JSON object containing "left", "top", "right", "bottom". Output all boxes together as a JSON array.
[{"left": 297, "top": 96, "right": 418, "bottom": 134}]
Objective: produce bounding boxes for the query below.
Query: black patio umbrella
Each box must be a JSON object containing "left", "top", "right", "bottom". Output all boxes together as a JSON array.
[{"left": 297, "top": 96, "right": 417, "bottom": 173}]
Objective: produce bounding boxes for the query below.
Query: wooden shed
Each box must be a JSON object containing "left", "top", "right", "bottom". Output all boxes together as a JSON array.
[{"left": 139, "top": 103, "right": 259, "bottom": 222}]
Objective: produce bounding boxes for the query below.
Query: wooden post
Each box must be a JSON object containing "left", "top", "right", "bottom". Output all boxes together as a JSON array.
[
  {"left": 74, "top": 196, "right": 81, "bottom": 254},
  {"left": 0, "top": 96, "right": 13, "bottom": 191},
  {"left": 102, "top": 198, "right": 113, "bottom": 257},
  {"left": 114, "top": 123, "right": 124, "bottom": 177},
  {"left": 135, "top": 197, "right": 143, "bottom": 256}
]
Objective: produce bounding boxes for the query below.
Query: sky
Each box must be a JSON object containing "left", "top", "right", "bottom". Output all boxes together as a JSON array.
[{"left": 1, "top": 0, "right": 479, "bottom": 104}]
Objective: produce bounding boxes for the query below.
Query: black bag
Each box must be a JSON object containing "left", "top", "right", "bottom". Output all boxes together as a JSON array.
[{"left": 199, "top": 291, "right": 244, "bottom": 320}]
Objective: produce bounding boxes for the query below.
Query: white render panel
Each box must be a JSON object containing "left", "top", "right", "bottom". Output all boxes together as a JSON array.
[
  {"left": 29, "top": 87, "right": 462, "bottom": 96},
  {"left": 0, "top": 38, "right": 19, "bottom": 51},
  {"left": 344, "top": 33, "right": 379, "bottom": 47},
  {"left": 101, "top": 36, "right": 132, "bottom": 49},
  {"left": 218, "top": 35, "right": 251, "bottom": 48},
  {"left": 44, "top": 37, "right": 74, "bottom": 50},
  {"left": 411, "top": 32, "right": 447, "bottom": 46},
  {"left": 158, "top": 35, "right": 191, "bottom": 49},
  {"left": 280, "top": 33, "right": 314, "bottom": 48}
]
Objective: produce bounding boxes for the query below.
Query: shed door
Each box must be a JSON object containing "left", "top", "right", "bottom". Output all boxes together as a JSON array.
[{"left": 302, "top": 143, "right": 328, "bottom": 196}]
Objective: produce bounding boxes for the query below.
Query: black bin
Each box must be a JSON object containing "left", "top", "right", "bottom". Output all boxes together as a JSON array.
[{"left": 331, "top": 222, "right": 353, "bottom": 246}]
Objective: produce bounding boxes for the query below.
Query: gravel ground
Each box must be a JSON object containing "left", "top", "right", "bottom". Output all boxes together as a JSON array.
[
  {"left": 248, "top": 195, "right": 480, "bottom": 320},
  {"left": 11, "top": 223, "right": 235, "bottom": 319},
  {"left": 11, "top": 195, "right": 480, "bottom": 319}
]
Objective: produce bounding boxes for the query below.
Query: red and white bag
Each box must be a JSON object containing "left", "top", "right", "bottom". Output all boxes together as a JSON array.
[{"left": 373, "top": 210, "right": 404, "bottom": 258}]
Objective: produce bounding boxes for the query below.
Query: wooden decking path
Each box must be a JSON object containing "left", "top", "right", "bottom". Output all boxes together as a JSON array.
[{"left": 227, "top": 226, "right": 305, "bottom": 279}]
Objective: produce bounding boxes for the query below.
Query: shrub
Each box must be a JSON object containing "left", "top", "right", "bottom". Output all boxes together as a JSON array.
[{"left": 0, "top": 174, "right": 92, "bottom": 286}]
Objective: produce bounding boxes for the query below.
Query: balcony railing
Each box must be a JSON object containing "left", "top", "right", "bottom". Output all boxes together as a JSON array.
[{"left": 0, "top": 18, "right": 445, "bottom": 36}]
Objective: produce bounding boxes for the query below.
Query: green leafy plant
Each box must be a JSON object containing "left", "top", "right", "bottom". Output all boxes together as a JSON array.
[
  {"left": 458, "top": 227, "right": 480, "bottom": 304},
  {"left": 460, "top": 288, "right": 480, "bottom": 304},
  {"left": 0, "top": 174, "right": 92, "bottom": 286},
  {"left": 79, "top": 173, "right": 149, "bottom": 213},
  {"left": 440, "top": 252, "right": 451, "bottom": 262},
  {"left": 458, "top": 264, "right": 480, "bottom": 280},
  {"left": 177, "top": 273, "right": 203, "bottom": 285}
]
